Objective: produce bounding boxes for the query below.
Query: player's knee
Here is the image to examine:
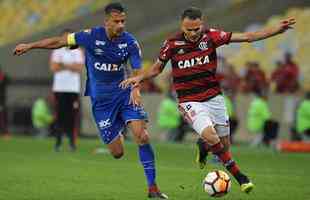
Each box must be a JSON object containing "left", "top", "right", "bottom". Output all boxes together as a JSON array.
[
  {"left": 201, "top": 126, "right": 220, "bottom": 145},
  {"left": 136, "top": 131, "right": 149, "bottom": 145},
  {"left": 112, "top": 151, "right": 124, "bottom": 159}
]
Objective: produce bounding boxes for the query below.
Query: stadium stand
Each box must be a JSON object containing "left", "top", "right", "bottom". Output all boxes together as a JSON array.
[
  {"left": 226, "top": 8, "right": 310, "bottom": 88},
  {"left": 0, "top": 0, "right": 109, "bottom": 45}
]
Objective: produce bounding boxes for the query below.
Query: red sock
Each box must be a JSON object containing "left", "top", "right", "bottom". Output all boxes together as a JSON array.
[
  {"left": 211, "top": 142, "right": 240, "bottom": 176},
  {"left": 148, "top": 184, "right": 159, "bottom": 193}
]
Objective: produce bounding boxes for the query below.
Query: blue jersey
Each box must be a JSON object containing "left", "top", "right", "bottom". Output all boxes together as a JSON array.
[
  {"left": 68, "top": 27, "right": 147, "bottom": 144},
  {"left": 68, "top": 26, "right": 142, "bottom": 99}
]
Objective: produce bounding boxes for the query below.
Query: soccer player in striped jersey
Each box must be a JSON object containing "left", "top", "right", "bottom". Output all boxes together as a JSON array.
[
  {"left": 121, "top": 7, "right": 295, "bottom": 194},
  {"left": 13, "top": 2, "right": 168, "bottom": 199}
]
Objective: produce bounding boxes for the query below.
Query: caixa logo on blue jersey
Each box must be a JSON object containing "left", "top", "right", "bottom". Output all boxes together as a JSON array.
[{"left": 94, "top": 62, "right": 124, "bottom": 71}]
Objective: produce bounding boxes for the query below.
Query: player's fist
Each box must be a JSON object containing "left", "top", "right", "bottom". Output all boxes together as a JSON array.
[
  {"left": 279, "top": 17, "right": 296, "bottom": 33},
  {"left": 13, "top": 43, "right": 32, "bottom": 55}
]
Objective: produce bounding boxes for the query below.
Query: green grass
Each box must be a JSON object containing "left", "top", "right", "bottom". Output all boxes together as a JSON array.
[{"left": 0, "top": 137, "right": 309, "bottom": 200}]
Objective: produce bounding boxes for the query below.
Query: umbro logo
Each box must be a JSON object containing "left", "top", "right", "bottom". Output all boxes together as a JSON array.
[{"left": 95, "top": 40, "right": 106, "bottom": 46}]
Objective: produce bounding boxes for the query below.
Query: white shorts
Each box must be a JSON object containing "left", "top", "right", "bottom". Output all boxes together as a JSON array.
[{"left": 178, "top": 95, "right": 230, "bottom": 137}]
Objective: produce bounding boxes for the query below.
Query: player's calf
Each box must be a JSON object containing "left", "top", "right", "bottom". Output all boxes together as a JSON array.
[
  {"left": 201, "top": 127, "right": 254, "bottom": 193},
  {"left": 196, "top": 138, "right": 209, "bottom": 169}
]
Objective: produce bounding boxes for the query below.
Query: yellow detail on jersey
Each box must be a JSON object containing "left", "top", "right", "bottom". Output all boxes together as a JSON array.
[
  {"left": 67, "top": 33, "right": 76, "bottom": 46},
  {"left": 83, "top": 29, "right": 91, "bottom": 33}
]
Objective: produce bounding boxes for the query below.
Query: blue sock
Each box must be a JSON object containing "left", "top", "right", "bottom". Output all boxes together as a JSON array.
[{"left": 139, "top": 143, "right": 156, "bottom": 187}]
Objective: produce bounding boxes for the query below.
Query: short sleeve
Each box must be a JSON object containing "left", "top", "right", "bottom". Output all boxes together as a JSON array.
[
  {"left": 128, "top": 40, "right": 142, "bottom": 69},
  {"left": 158, "top": 40, "right": 172, "bottom": 63},
  {"left": 67, "top": 29, "right": 92, "bottom": 48},
  {"left": 50, "top": 50, "right": 61, "bottom": 63},
  {"left": 209, "top": 29, "right": 232, "bottom": 48},
  {"left": 73, "top": 49, "right": 85, "bottom": 64}
]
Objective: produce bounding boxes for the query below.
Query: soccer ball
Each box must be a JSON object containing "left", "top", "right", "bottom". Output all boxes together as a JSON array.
[{"left": 203, "top": 170, "right": 231, "bottom": 197}]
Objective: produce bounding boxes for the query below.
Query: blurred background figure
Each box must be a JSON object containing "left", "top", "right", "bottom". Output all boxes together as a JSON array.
[
  {"left": 0, "top": 65, "right": 9, "bottom": 139},
  {"left": 247, "top": 90, "right": 279, "bottom": 147},
  {"left": 282, "top": 52, "right": 300, "bottom": 94},
  {"left": 218, "top": 57, "right": 240, "bottom": 102},
  {"left": 241, "top": 62, "right": 269, "bottom": 94},
  {"left": 157, "top": 91, "right": 182, "bottom": 141},
  {"left": 295, "top": 91, "right": 310, "bottom": 140},
  {"left": 157, "top": 91, "right": 185, "bottom": 142},
  {"left": 277, "top": 90, "right": 310, "bottom": 153},
  {"left": 271, "top": 60, "right": 285, "bottom": 93},
  {"left": 49, "top": 29, "right": 84, "bottom": 152},
  {"left": 223, "top": 94, "right": 239, "bottom": 144},
  {"left": 280, "top": 53, "right": 300, "bottom": 130},
  {"left": 32, "top": 96, "right": 54, "bottom": 139}
]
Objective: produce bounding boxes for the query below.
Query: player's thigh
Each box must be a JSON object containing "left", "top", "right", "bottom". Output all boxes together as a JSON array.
[
  {"left": 91, "top": 98, "right": 124, "bottom": 145},
  {"left": 127, "top": 120, "right": 149, "bottom": 145},
  {"left": 203, "top": 95, "right": 229, "bottom": 127},
  {"left": 179, "top": 101, "right": 213, "bottom": 135}
]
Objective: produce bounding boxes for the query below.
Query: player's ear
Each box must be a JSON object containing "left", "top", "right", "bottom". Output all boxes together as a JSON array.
[{"left": 104, "top": 14, "right": 110, "bottom": 25}]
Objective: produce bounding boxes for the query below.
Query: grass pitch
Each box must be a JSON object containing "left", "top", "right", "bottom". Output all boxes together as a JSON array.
[{"left": 0, "top": 137, "right": 309, "bottom": 200}]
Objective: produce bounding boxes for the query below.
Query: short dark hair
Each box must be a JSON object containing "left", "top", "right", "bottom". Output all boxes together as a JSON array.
[
  {"left": 104, "top": 2, "right": 125, "bottom": 15},
  {"left": 181, "top": 7, "right": 202, "bottom": 20}
]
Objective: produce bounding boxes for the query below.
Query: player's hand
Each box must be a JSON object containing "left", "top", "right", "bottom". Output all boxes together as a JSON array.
[
  {"left": 13, "top": 43, "right": 32, "bottom": 56},
  {"left": 119, "top": 76, "right": 143, "bottom": 89},
  {"left": 130, "top": 87, "right": 142, "bottom": 107},
  {"left": 279, "top": 17, "right": 296, "bottom": 33}
]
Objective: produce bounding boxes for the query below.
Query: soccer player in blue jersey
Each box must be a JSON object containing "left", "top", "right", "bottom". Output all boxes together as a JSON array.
[{"left": 13, "top": 2, "right": 168, "bottom": 199}]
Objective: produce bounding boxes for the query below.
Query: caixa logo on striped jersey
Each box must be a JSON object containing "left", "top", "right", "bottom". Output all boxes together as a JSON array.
[
  {"left": 94, "top": 62, "right": 124, "bottom": 71},
  {"left": 177, "top": 55, "right": 210, "bottom": 69}
]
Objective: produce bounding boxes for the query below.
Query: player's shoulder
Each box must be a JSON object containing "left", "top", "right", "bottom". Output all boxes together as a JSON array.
[
  {"left": 205, "top": 28, "right": 230, "bottom": 37},
  {"left": 122, "top": 31, "right": 138, "bottom": 43},
  {"left": 77, "top": 26, "right": 104, "bottom": 38},
  {"left": 89, "top": 26, "right": 105, "bottom": 36},
  {"left": 161, "top": 32, "right": 185, "bottom": 48},
  {"left": 203, "top": 28, "right": 217, "bottom": 36},
  {"left": 166, "top": 32, "right": 184, "bottom": 42}
]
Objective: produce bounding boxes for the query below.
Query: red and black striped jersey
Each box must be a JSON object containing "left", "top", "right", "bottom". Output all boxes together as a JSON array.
[{"left": 158, "top": 28, "right": 232, "bottom": 103}]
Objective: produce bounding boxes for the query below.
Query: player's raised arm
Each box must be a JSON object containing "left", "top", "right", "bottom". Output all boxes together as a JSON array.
[
  {"left": 13, "top": 34, "right": 69, "bottom": 56},
  {"left": 230, "top": 18, "right": 296, "bottom": 43},
  {"left": 120, "top": 60, "right": 165, "bottom": 89}
]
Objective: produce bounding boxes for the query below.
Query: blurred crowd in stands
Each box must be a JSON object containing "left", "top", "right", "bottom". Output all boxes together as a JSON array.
[{"left": 0, "top": 0, "right": 109, "bottom": 45}]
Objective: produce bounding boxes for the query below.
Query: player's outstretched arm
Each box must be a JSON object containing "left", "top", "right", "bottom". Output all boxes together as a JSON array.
[
  {"left": 120, "top": 60, "right": 165, "bottom": 89},
  {"left": 13, "top": 35, "right": 68, "bottom": 56},
  {"left": 230, "top": 18, "right": 295, "bottom": 43}
]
